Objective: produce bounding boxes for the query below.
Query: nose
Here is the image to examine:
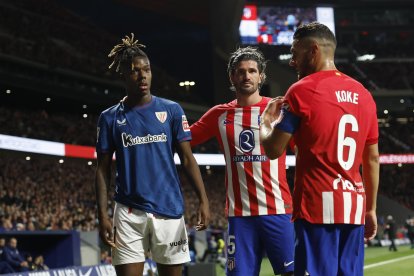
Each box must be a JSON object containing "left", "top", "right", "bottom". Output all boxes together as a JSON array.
[{"left": 243, "top": 72, "right": 251, "bottom": 80}]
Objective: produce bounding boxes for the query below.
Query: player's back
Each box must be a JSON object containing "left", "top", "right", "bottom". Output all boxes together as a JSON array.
[{"left": 286, "top": 70, "right": 378, "bottom": 224}]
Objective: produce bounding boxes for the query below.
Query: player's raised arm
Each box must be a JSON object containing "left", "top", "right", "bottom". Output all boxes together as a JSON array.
[
  {"left": 260, "top": 97, "right": 293, "bottom": 159},
  {"left": 176, "top": 141, "right": 210, "bottom": 231}
]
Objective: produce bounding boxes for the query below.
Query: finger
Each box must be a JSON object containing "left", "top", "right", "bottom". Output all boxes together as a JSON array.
[{"left": 195, "top": 224, "right": 206, "bottom": 231}]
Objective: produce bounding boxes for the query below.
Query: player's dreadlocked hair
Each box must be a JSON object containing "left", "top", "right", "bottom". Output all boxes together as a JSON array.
[
  {"left": 108, "top": 33, "right": 148, "bottom": 74},
  {"left": 227, "top": 46, "right": 267, "bottom": 91}
]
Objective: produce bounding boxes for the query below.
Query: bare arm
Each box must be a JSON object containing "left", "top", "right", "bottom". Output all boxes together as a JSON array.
[
  {"left": 362, "top": 143, "right": 380, "bottom": 241},
  {"left": 260, "top": 97, "right": 292, "bottom": 159},
  {"left": 176, "top": 141, "right": 210, "bottom": 230},
  {"left": 95, "top": 151, "right": 116, "bottom": 247}
]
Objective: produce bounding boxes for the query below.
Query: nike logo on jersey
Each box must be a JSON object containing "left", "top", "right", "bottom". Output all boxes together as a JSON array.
[
  {"left": 284, "top": 261, "right": 294, "bottom": 267},
  {"left": 223, "top": 119, "right": 233, "bottom": 125}
]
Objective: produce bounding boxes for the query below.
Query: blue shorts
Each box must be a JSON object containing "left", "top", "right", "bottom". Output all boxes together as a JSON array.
[
  {"left": 226, "top": 214, "right": 294, "bottom": 276},
  {"left": 294, "top": 219, "right": 364, "bottom": 276}
]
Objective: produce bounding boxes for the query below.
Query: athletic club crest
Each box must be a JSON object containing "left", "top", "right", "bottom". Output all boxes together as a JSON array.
[{"left": 155, "top": 112, "right": 167, "bottom": 123}]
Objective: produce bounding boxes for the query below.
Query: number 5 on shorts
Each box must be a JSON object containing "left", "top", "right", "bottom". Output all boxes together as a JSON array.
[{"left": 227, "top": 235, "right": 236, "bottom": 255}]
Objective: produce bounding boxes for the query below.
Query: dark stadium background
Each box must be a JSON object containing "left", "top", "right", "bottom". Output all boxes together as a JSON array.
[{"left": 0, "top": 0, "right": 413, "bottom": 275}]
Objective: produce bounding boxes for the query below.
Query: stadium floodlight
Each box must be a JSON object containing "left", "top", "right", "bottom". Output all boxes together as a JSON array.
[
  {"left": 356, "top": 54, "right": 375, "bottom": 61},
  {"left": 279, "top": 54, "right": 292, "bottom": 61}
]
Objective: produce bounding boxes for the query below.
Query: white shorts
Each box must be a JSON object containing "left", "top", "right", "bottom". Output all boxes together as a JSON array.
[{"left": 111, "top": 202, "right": 191, "bottom": 266}]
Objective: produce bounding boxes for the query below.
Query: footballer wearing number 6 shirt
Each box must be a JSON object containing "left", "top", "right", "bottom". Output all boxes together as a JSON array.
[{"left": 260, "top": 22, "right": 379, "bottom": 276}]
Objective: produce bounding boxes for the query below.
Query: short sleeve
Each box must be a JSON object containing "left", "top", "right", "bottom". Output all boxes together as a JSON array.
[
  {"left": 189, "top": 106, "right": 219, "bottom": 146},
  {"left": 172, "top": 104, "right": 192, "bottom": 143},
  {"left": 96, "top": 113, "right": 114, "bottom": 153}
]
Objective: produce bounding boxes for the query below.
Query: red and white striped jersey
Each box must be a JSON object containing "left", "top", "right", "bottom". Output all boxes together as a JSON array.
[
  {"left": 190, "top": 97, "right": 293, "bottom": 217},
  {"left": 284, "top": 70, "right": 379, "bottom": 224}
]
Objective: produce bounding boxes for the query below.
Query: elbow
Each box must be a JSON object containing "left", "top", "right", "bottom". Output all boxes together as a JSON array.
[
  {"left": 262, "top": 143, "right": 283, "bottom": 160},
  {"left": 266, "top": 150, "right": 283, "bottom": 160}
]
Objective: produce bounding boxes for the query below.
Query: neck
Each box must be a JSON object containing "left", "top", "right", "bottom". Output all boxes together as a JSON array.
[
  {"left": 316, "top": 57, "right": 337, "bottom": 72},
  {"left": 124, "top": 93, "right": 152, "bottom": 107},
  {"left": 236, "top": 91, "right": 262, "bottom": 107}
]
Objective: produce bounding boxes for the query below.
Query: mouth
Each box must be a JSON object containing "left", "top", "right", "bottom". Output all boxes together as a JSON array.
[{"left": 138, "top": 83, "right": 148, "bottom": 90}]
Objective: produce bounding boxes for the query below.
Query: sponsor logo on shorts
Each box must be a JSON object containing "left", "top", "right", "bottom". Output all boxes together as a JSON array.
[
  {"left": 169, "top": 238, "right": 188, "bottom": 247},
  {"left": 227, "top": 257, "right": 235, "bottom": 271},
  {"left": 284, "top": 260, "right": 294, "bottom": 267}
]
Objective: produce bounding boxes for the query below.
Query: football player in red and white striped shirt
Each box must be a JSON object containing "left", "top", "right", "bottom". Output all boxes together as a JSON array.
[
  {"left": 260, "top": 22, "right": 379, "bottom": 276},
  {"left": 191, "top": 47, "right": 294, "bottom": 276}
]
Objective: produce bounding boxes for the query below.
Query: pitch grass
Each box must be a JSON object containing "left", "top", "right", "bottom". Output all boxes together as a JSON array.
[{"left": 215, "top": 245, "right": 414, "bottom": 276}]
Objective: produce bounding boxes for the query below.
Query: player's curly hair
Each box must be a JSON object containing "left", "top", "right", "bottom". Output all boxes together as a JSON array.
[
  {"left": 227, "top": 46, "right": 267, "bottom": 91},
  {"left": 108, "top": 33, "right": 148, "bottom": 74}
]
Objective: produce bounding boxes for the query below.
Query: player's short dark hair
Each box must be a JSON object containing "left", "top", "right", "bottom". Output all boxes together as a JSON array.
[
  {"left": 293, "top": 22, "right": 337, "bottom": 48},
  {"left": 108, "top": 33, "right": 148, "bottom": 74}
]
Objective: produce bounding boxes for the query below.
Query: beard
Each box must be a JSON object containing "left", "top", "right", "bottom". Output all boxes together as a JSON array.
[{"left": 235, "top": 82, "right": 258, "bottom": 95}]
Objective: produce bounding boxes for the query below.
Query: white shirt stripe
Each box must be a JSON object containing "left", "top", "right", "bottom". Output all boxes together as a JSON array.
[
  {"left": 343, "top": 192, "right": 352, "bottom": 223},
  {"left": 233, "top": 108, "right": 251, "bottom": 216},
  {"left": 322, "top": 191, "right": 334, "bottom": 223},
  {"left": 218, "top": 112, "right": 235, "bottom": 216},
  {"left": 250, "top": 107, "right": 267, "bottom": 215},
  {"left": 270, "top": 159, "right": 285, "bottom": 214},
  {"left": 355, "top": 194, "right": 364, "bottom": 224}
]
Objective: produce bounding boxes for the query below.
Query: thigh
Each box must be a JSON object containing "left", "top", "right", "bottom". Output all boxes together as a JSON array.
[
  {"left": 338, "top": 224, "right": 364, "bottom": 276},
  {"left": 260, "top": 214, "right": 295, "bottom": 275},
  {"left": 112, "top": 203, "right": 149, "bottom": 266},
  {"left": 226, "top": 217, "right": 261, "bottom": 276},
  {"left": 115, "top": 263, "right": 144, "bottom": 276},
  {"left": 157, "top": 263, "right": 183, "bottom": 276},
  {"left": 294, "top": 219, "right": 339, "bottom": 276},
  {"left": 149, "top": 214, "right": 190, "bottom": 265}
]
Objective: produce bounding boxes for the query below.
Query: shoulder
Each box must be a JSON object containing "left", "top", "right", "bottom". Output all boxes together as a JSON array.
[
  {"left": 154, "top": 96, "right": 185, "bottom": 112},
  {"left": 155, "top": 96, "right": 177, "bottom": 105},
  {"left": 100, "top": 103, "right": 121, "bottom": 116},
  {"left": 201, "top": 101, "right": 235, "bottom": 117},
  {"left": 285, "top": 79, "right": 309, "bottom": 98}
]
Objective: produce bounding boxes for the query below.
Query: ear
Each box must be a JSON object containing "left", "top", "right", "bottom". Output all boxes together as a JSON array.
[
  {"left": 311, "top": 41, "right": 319, "bottom": 56},
  {"left": 229, "top": 72, "right": 234, "bottom": 85},
  {"left": 259, "top": 73, "right": 265, "bottom": 84}
]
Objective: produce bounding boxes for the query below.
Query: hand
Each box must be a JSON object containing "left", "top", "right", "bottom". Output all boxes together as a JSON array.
[
  {"left": 98, "top": 216, "right": 116, "bottom": 248},
  {"left": 20, "top": 261, "right": 29, "bottom": 267},
  {"left": 364, "top": 210, "right": 377, "bottom": 241},
  {"left": 195, "top": 201, "right": 210, "bottom": 231},
  {"left": 261, "top": 96, "right": 285, "bottom": 126}
]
